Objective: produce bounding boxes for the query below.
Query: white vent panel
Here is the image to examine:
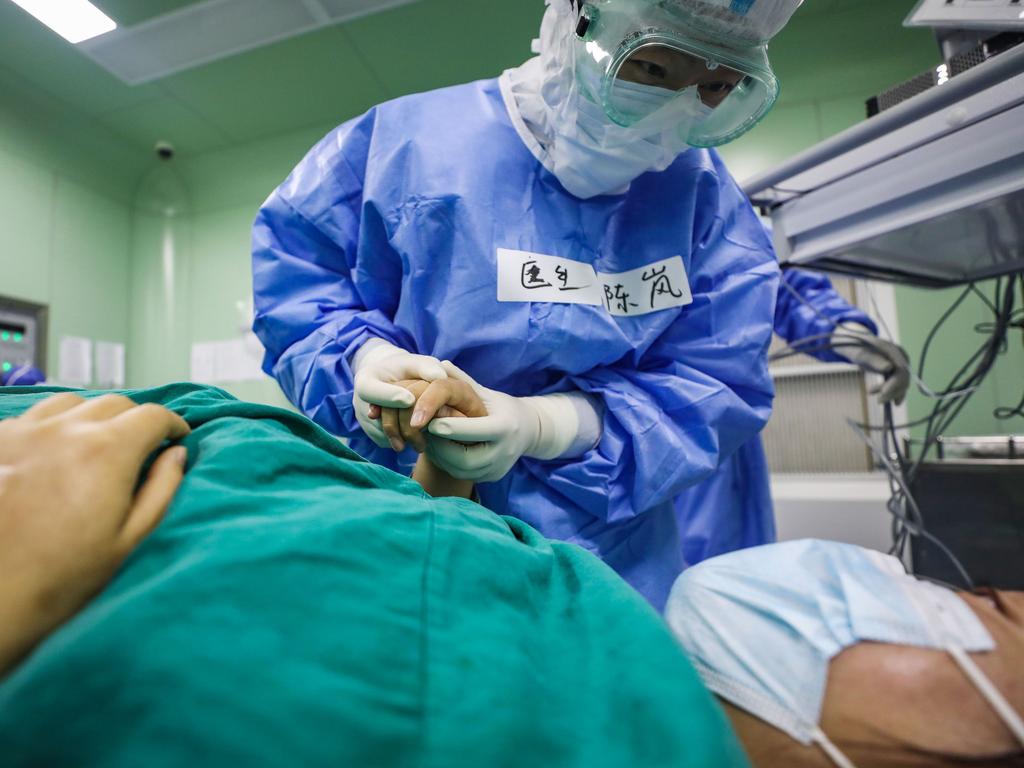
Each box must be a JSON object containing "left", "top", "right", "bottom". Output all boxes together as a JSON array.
[{"left": 79, "top": 0, "right": 418, "bottom": 85}]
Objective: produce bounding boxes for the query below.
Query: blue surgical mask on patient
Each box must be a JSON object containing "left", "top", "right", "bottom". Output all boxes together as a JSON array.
[{"left": 664, "top": 539, "right": 1024, "bottom": 768}]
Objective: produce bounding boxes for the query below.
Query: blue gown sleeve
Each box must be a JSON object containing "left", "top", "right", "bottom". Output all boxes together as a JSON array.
[
  {"left": 251, "top": 112, "right": 413, "bottom": 437},
  {"left": 516, "top": 158, "right": 779, "bottom": 524},
  {"left": 773, "top": 269, "right": 878, "bottom": 363}
]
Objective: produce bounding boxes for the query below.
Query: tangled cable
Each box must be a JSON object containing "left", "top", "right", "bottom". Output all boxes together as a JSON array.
[{"left": 771, "top": 271, "right": 1024, "bottom": 590}]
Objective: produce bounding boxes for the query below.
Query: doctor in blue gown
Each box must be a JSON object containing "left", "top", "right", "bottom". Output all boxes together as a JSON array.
[
  {"left": 253, "top": 0, "right": 804, "bottom": 608},
  {"left": 675, "top": 267, "right": 911, "bottom": 567}
]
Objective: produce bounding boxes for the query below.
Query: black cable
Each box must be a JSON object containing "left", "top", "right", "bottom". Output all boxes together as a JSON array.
[
  {"left": 995, "top": 391, "right": 1024, "bottom": 420},
  {"left": 847, "top": 416, "right": 975, "bottom": 590},
  {"left": 969, "top": 283, "right": 999, "bottom": 314},
  {"left": 926, "top": 279, "right": 1015, "bottom": 438},
  {"left": 773, "top": 273, "right": 1019, "bottom": 588},
  {"left": 910, "top": 277, "right": 1016, "bottom": 477},
  {"left": 992, "top": 274, "right": 1024, "bottom": 420},
  {"left": 859, "top": 277, "right": 1018, "bottom": 584},
  {"left": 916, "top": 284, "right": 973, "bottom": 395}
]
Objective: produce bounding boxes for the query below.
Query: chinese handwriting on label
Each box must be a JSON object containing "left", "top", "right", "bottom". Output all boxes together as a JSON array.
[
  {"left": 604, "top": 284, "right": 638, "bottom": 314},
  {"left": 497, "top": 248, "right": 692, "bottom": 315},
  {"left": 600, "top": 270, "right": 686, "bottom": 315},
  {"left": 556, "top": 265, "right": 588, "bottom": 291},
  {"left": 643, "top": 265, "right": 684, "bottom": 304},
  {"left": 520, "top": 260, "right": 551, "bottom": 289},
  {"left": 520, "top": 259, "right": 594, "bottom": 293}
]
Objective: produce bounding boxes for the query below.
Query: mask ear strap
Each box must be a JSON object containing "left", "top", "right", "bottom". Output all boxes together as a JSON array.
[
  {"left": 947, "top": 645, "right": 1024, "bottom": 747},
  {"left": 811, "top": 727, "right": 859, "bottom": 768}
]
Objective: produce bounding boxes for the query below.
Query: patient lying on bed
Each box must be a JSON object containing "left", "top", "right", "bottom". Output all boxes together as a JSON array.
[
  {"left": 375, "top": 376, "right": 1024, "bottom": 767},
  {"left": 0, "top": 385, "right": 1021, "bottom": 768},
  {"left": 0, "top": 384, "right": 742, "bottom": 768}
]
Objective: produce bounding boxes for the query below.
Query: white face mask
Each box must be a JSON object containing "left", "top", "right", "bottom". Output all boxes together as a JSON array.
[
  {"left": 546, "top": 87, "right": 703, "bottom": 199},
  {"left": 500, "top": 5, "right": 711, "bottom": 199},
  {"left": 609, "top": 80, "right": 716, "bottom": 132},
  {"left": 664, "top": 540, "right": 1024, "bottom": 768}
]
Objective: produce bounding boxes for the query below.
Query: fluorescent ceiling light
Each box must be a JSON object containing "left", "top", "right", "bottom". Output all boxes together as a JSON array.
[{"left": 8, "top": 0, "right": 116, "bottom": 44}]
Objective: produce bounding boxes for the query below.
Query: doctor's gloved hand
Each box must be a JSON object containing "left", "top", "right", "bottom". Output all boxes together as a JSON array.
[
  {"left": 424, "top": 362, "right": 584, "bottom": 484},
  {"left": 376, "top": 377, "right": 488, "bottom": 454},
  {"left": 833, "top": 323, "right": 911, "bottom": 405},
  {"left": 372, "top": 378, "right": 488, "bottom": 500},
  {"left": 351, "top": 338, "right": 446, "bottom": 450}
]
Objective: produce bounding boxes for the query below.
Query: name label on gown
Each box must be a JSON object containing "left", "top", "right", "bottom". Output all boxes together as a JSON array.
[{"left": 496, "top": 248, "right": 692, "bottom": 317}]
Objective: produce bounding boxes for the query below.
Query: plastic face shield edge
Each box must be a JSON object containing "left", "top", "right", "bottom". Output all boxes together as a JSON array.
[{"left": 573, "top": 0, "right": 780, "bottom": 147}]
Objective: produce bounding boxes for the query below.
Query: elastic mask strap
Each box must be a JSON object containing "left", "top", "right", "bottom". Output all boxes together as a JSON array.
[
  {"left": 947, "top": 645, "right": 1024, "bottom": 747},
  {"left": 812, "top": 727, "right": 859, "bottom": 768}
]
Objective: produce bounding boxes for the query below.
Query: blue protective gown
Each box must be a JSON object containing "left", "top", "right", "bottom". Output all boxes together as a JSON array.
[
  {"left": 1, "top": 365, "right": 45, "bottom": 386},
  {"left": 673, "top": 268, "right": 877, "bottom": 566},
  {"left": 773, "top": 269, "right": 878, "bottom": 364},
  {"left": 252, "top": 78, "right": 778, "bottom": 609}
]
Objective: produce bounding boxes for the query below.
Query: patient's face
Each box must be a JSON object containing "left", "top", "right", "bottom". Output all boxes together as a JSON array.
[{"left": 725, "top": 590, "right": 1024, "bottom": 767}]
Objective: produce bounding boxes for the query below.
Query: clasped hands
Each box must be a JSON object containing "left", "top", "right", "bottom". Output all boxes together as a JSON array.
[
  {"left": 353, "top": 344, "right": 546, "bottom": 484},
  {"left": 357, "top": 362, "right": 499, "bottom": 484},
  {"left": 355, "top": 369, "right": 484, "bottom": 499}
]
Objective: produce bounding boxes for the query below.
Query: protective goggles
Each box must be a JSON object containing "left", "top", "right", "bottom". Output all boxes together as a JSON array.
[{"left": 571, "top": 0, "right": 780, "bottom": 147}]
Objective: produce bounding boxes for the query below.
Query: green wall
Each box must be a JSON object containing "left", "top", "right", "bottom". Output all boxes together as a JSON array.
[
  {"left": 0, "top": 64, "right": 149, "bottom": 203},
  {"left": 0, "top": 79, "right": 143, "bottom": 380},
  {"left": 0, "top": 147, "right": 133, "bottom": 378},
  {"left": 0, "top": 158, "right": 133, "bottom": 381},
  {"left": 133, "top": 0, "right": 1024, "bottom": 435},
  {"left": 124, "top": 124, "right": 332, "bottom": 406},
  {"left": 896, "top": 286, "right": 1024, "bottom": 439},
  {"left": 718, "top": 2, "right": 1024, "bottom": 439},
  {"left": 2, "top": 0, "right": 1020, "bottom": 436}
]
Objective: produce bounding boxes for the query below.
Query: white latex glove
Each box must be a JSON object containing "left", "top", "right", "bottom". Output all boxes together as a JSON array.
[
  {"left": 425, "top": 361, "right": 582, "bottom": 483},
  {"left": 833, "top": 323, "right": 911, "bottom": 405},
  {"left": 352, "top": 338, "right": 446, "bottom": 449}
]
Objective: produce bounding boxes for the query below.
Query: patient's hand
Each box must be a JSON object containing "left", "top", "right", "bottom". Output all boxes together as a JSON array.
[
  {"left": 0, "top": 393, "right": 190, "bottom": 676},
  {"left": 373, "top": 377, "right": 487, "bottom": 454},
  {"left": 371, "top": 379, "right": 486, "bottom": 499}
]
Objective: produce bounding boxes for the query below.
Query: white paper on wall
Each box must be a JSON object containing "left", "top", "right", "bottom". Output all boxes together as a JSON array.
[
  {"left": 190, "top": 341, "right": 218, "bottom": 384},
  {"left": 58, "top": 336, "right": 93, "bottom": 386},
  {"left": 190, "top": 338, "right": 265, "bottom": 384},
  {"left": 94, "top": 341, "right": 125, "bottom": 388},
  {"left": 217, "top": 337, "right": 264, "bottom": 382}
]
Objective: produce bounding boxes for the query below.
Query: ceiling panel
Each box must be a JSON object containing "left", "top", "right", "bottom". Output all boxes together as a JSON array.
[
  {"left": 97, "top": 94, "right": 234, "bottom": 155},
  {"left": 0, "top": 67, "right": 149, "bottom": 201},
  {"left": 3, "top": 51, "right": 165, "bottom": 119},
  {"left": 0, "top": 0, "right": 941, "bottom": 178},
  {"left": 0, "top": 2, "right": 72, "bottom": 65},
  {"left": 159, "top": 23, "right": 387, "bottom": 144},
  {"left": 92, "top": 0, "right": 205, "bottom": 27},
  {"left": 0, "top": 3, "right": 164, "bottom": 116},
  {"left": 342, "top": 0, "right": 543, "bottom": 99},
  {"left": 0, "top": 0, "right": 547, "bottom": 162}
]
